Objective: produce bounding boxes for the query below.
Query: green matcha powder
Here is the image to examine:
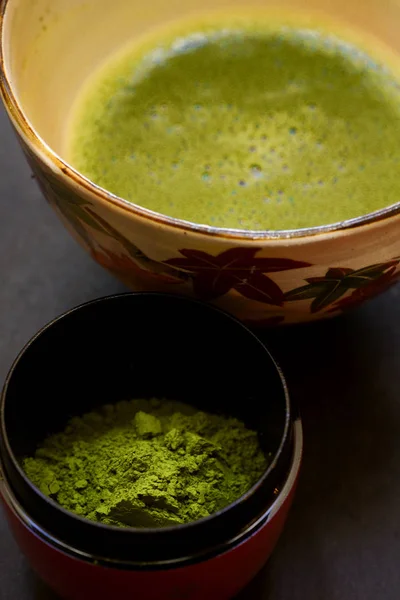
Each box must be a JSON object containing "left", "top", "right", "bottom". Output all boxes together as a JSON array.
[{"left": 23, "top": 399, "right": 268, "bottom": 528}]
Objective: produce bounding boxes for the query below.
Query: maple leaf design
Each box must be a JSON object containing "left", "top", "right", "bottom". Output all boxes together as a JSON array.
[
  {"left": 285, "top": 259, "right": 400, "bottom": 313},
  {"left": 29, "top": 162, "right": 108, "bottom": 252},
  {"left": 29, "top": 158, "right": 186, "bottom": 283},
  {"left": 92, "top": 247, "right": 184, "bottom": 287},
  {"left": 328, "top": 265, "right": 400, "bottom": 313},
  {"left": 84, "top": 208, "right": 189, "bottom": 281},
  {"left": 165, "top": 248, "right": 310, "bottom": 305}
]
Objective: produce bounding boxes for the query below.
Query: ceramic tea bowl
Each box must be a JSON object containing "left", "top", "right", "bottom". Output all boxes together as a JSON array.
[{"left": 1, "top": 0, "right": 400, "bottom": 326}]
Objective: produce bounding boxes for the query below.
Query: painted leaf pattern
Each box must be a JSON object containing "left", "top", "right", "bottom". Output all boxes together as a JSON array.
[
  {"left": 285, "top": 259, "right": 400, "bottom": 313},
  {"left": 92, "top": 247, "right": 185, "bottom": 287},
  {"left": 84, "top": 208, "right": 185, "bottom": 280},
  {"left": 31, "top": 164, "right": 184, "bottom": 282},
  {"left": 328, "top": 265, "right": 400, "bottom": 313},
  {"left": 30, "top": 164, "right": 104, "bottom": 252},
  {"left": 165, "top": 248, "right": 310, "bottom": 304}
]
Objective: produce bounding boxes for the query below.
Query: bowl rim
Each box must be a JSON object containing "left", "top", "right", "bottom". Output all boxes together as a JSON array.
[
  {"left": 2, "top": 0, "right": 398, "bottom": 241},
  {"left": 0, "top": 292, "right": 293, "bottom": 564}
]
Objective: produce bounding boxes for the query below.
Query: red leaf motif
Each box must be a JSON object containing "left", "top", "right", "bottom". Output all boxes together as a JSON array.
[
  {"left": 165, "top": 247, "right": 310, "bottom": 304},
  {"left": 192, "top": 269, "right": 236, "bottom": 300},
  {"left": 93, "top": 248, "right": 183, "bottom": 286},
  {"left": 236, "top": 272, "right": 285, "bottom": 306}
]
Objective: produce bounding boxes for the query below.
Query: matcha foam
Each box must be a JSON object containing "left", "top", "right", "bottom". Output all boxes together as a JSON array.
[{"left": 67, "top": 17, "right": 400, "bottom": 230}]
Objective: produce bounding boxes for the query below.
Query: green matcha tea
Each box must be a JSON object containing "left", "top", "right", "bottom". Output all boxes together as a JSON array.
[
  {"left": 23, "top": 399, "right": 267, "bottom": 528},
  {"left": 66, "top": 13, "right": 400, "bottom": 230}
]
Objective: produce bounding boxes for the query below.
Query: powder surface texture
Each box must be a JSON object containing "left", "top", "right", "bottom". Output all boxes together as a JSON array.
[{"left": 23, "top": 399, "right": 268, "bottom": 527}]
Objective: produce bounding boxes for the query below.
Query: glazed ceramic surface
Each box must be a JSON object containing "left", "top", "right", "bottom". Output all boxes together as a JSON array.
[{"left": 1, "top": 0, "right": 400, "bottom": 325}]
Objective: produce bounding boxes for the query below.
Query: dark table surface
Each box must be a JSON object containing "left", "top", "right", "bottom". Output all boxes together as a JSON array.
[{"left": 1, "top": 102, "right": 400, "bottom": 600}]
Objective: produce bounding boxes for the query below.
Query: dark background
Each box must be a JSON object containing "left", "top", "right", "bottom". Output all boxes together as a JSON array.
[{"left": 1, "top": 103, "right": 400, "bottom": 600}]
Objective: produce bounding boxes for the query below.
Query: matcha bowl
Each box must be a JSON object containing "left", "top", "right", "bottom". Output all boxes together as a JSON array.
[
  {"left": 0, "top": 293, "right": 302, "bottom": 600},
  {"left": 2, "top": 0, "right": 400, "bottom": 326}
]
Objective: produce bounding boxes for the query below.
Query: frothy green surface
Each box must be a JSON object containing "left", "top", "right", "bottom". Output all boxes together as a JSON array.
[{"left": 67, "top": 20, "right": 400, "bottom": 230}]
